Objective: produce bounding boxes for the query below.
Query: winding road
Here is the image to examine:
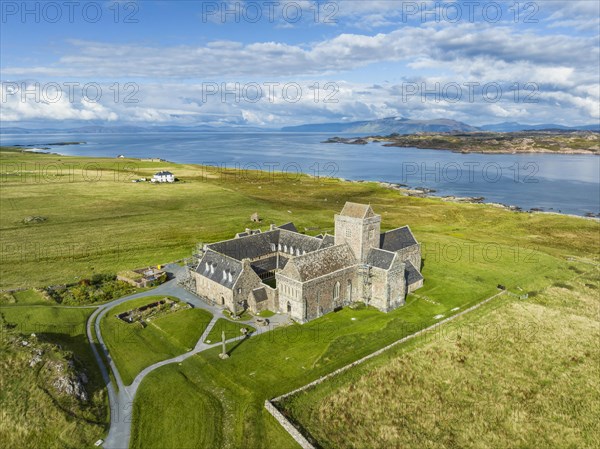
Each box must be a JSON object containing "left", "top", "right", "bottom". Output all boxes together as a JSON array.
[{"left": 85, "top": 264, "right": 289, "bottom": 449}]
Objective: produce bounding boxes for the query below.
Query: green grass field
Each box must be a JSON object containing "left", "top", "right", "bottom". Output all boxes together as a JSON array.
[
  {"left": 99, "top": 296, "right": 213, "bottom": 385},
  {"left": 128, "top": 260, "right": 596, "bottom": 449},
  {"left": 1, "top": 147, "right": 597, "bottom": 291},
  {"left": 204, "top": 318, "right": 256, "bottom": 343},
  {"left": 0, "top": 288, "right": 50, "bottom": 305},
  {"left": 1, "top": 147, "right": 599, "bottom": 448},
  {"left": 0, "top": 305, "right": 108, "bottom": 448},
  {"left": 279, "top": 274, "right": 600, "bottom": 449}
]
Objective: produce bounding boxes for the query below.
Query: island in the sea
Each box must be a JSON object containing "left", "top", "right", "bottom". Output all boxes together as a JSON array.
[{"left": 323, "top": 130, "right": 600, "bottom": 155}]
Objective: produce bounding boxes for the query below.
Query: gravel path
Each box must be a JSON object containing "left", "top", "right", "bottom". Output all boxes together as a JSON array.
[{"left": 85, "top": 264, "right": 288, "bottom": 449}]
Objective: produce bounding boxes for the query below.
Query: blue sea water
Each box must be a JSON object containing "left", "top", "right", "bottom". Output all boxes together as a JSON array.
[{"left": 2, "top": 132, "right": 599, "bottom": 217}]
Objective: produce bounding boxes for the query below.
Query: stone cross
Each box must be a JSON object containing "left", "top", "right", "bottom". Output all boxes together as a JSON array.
[{"left": 219, "top": 330, "right": 229, "bottom": 359}]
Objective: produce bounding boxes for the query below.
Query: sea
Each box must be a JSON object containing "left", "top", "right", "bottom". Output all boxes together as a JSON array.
[{"left": 2, "top": 132, "right": 599, "bottom": 217}]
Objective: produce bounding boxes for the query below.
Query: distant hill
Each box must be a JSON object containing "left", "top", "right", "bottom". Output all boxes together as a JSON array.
[
  {"left": 480, "top": 122, "right": 600, "bottom": 132},
  {"left": 0, "top": 124, "right": 268, "bottom": 134},
  {"left": 281, "top": 117, "right": 479, "bottom": 134},
  {"left": 2, "top": 120, "right": 598, "bottom": 135},
  {"left": 282, "top": 118, "right": 599, "bottom": 134}
]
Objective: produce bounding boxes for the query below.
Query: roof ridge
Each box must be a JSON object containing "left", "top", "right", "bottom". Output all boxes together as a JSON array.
[
  {"left": 292, "top": 242, "right": 353, "bottom": 261},
  {"left": 383, "top": 224, "right": 410, "bottom": 234},
  {"left": 204, "top": 248, "right": 243, "bottom": 265}
]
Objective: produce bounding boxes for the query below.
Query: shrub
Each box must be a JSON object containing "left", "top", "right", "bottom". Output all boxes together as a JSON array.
[{"left": 44, "top": 277, "right": 135, "bottom": 305}]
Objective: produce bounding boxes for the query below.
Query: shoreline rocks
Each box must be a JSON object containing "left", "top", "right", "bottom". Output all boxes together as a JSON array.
[{"left": 342, "top": 178, "right": 598, "bottom": 219}]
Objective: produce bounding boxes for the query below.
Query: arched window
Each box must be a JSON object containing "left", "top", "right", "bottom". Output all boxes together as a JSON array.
[
  {"left": 296, "top": 248, "right": 301, "bottom": 256},
  {"left": 346, "top": 280, "right": 352, "bottom": 301},
  {"left": 287, "top": 302, "right": 292, "bottom": 313},
  {"left": 333, "top": 281, "right": 340, "bottom": 300},
  {"left": 290, "top": 246, "right": 294, "bottom": 255}
]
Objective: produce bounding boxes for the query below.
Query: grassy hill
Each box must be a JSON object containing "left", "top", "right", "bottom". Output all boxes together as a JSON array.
[{"left": 0, "top": 310, "right": 107, "bottom": 448}]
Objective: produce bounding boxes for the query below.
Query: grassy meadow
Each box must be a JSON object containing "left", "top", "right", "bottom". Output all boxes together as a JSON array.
[
  {"left": 99, "top": 296, "right": 213, "bottom": 385},
  {"left": 0, "top": 305, "right": 108, "bottom": 448},
  {"left": 128, "top": 259, "right": 597, "bottom": 449},
  {"left": 1, "top": 146, "right": 597, "bottom": 291},
  {"left": 0, "top": 288, "right": 49, "bottom": 305},
  {"left": 279, "top": 274, "right": 600, "bottom": 449},
  {"left": 1, "top": 147, "right": 599, "bottom": 448}
]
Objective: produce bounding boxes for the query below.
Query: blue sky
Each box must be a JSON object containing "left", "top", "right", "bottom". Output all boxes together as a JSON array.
[{"left": 1, "top": 0, "right": 599, "bottom": 127}]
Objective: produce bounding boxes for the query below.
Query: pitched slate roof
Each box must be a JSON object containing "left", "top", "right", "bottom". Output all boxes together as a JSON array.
[
  {"left": 207, "top": 231, "right": 279, "bottom": 260},
  {"left": 279, "top": 230, "right": 323, "bottom": 253},
  {"left": 277, "top": 222, "right": 298, "bottom": 232},
  {"left": 380, "top": 226, "right": 418, "bottom": 252},
  {"left": 319, "top": 234, "right": 335, "bottom": 249},
  {"left": 195, "top": 249, "right": 242, "bottom": 289},
  {"left": 405, "top": 260, "right": 424, "bottom": 286},
  {"left": 236, "top": 229, "right": 261, "bottom": 238},
  {"left": 366, "top": 248, "right": 396, "bottom": 270},
  {"left": 339, "top": 202, "right": 375, "bottom": 219},
  {"left": 207, "top": 229, "right": 323, "bottom": 261},
  {"left": 283, "top": 244, "right": 356, "bottom": 282}
]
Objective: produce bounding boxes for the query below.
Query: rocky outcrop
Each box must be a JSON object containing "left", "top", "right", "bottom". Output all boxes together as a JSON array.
[
  {"left": 50, "top": 366, "right": 89, "bottom": 402},
  {"left": 22, "top": 216, "right": 48, "bottom": 224},
  {"left": 19, "top": 333, "right": 91, "bottom": 403}
]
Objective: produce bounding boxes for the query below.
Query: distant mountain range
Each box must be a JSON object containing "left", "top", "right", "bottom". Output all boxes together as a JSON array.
[
  {"left": 281, "top": 117, "right": 480, "bottom": 134},
  {"left": 281, "top": 117, "right": 600, "bottom": 134},
  {"left": 1, "top": 118, "right": 598, "bottom": 135}
]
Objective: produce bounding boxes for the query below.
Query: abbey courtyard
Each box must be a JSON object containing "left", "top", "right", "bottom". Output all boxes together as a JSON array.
[{"left": 190, "top": 202, "right": 423, "bottom": 323}]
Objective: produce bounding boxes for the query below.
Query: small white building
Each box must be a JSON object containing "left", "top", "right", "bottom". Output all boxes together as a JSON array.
[{"left": 152, "top": 171, "right": 175, "bottom": 183}]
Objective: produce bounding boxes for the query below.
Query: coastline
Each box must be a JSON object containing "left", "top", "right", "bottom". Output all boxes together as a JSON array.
[
  {"left": 3, "top": 144, "right": 599, "bottom": 220},
  {"left": 339, "top": 178, "right": 600, "bottom": 221}
]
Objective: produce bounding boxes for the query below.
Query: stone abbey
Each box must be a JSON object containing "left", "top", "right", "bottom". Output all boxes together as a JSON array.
[{"left": 191, "top": 202, "right": 423, "bottom": 323}]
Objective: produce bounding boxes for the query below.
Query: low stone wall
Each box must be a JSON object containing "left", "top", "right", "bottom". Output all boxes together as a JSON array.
[
  {"left": 264, "top": 401, "right": 315, "bottom": 449},
  {"left": 266, "top": 289, "right": 507, "bottom": 444}
]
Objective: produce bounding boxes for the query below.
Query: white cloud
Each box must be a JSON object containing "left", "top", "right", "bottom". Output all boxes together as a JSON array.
[
  {"left": 0, "top": 82, "right": 119, "bottom": 121},
  {"left": 3, "top": 22, "right": 595, "bottom": 81},
  {"left": 3, "top": 76, "right": 597, "bottom": 127},
  {"left": 1, "top": 2, "right": 597, "bottom": 127}
]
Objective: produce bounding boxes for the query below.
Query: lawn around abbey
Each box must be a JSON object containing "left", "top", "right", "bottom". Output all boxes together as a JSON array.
[{"left": 1, "top": 146, "right": 598, "bottom": 449}]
